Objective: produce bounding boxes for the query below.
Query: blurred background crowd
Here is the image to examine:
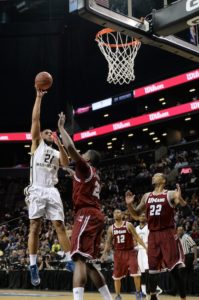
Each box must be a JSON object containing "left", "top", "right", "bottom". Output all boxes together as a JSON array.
[{"left": 0, "top": 141, "right": 199, "bottom": 273}]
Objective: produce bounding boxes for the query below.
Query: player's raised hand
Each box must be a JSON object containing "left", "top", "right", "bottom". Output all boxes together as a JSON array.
[
  {"left": 175, "top": 183, "right": 181, "bottom": 199},
  {"left": 35, "top": 87, "right": 47, "bottom": 98},
  {"left": 58, "top": 112, "right": 66, "bottom": 128},
  {"left": 125, "top": 190, "right": 135, "bottom": 205}
]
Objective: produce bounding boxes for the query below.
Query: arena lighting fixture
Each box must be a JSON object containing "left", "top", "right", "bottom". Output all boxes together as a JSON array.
[
  {"left": 162, "top": 133, "right": 167, "bottom": 136},
  {"left": 24, "top": 144, "right": 30, "bottom": 148},
  {"left": 185, "top": 117, "right": 191, "bottom": 121},
  {"left": 142, "top": 128, "right": 148, "bottom": 131},
  {"left": 108, "top": 145, "right": 112, "bottom": 149},
  {"left": 149, "top": 132, "right": 155, "bottom": 135},
  {"left": 107, "top": 142, "right": 112, "bottom": 145},
  {"left": 88, "top": 141, "right": 93, "bottom": 145},
  {"left": 159, "top": 98, "right": 165, "bottom": 102},
  {"left": 145, "top": 105, "right": 148, "bottom": 109},
  {"left": 162, "top": 102, "right": 166, "bottom": 105},
  {"left": 112, "top": 137, "right": 117, "bottom": 141},
  {"left": 189, "top": 88, "right": 196, "bottom": 92},
  {"left": 128, "top": 133, "right": 134, "bottom": 137},
  {"left": 121, "top": 147, "right": 124, "bottom": 150},
  {"left": 16, "top": 0, "right": 46, "bottom": 13},
  {"left": 104, "top": 114, "right": 109, "bottom": 117},
  {"left": 153, "top": 137, "right": 158, "bottom": 140},
  {"left": 155, "top": 140, "right": 161, "bottom": 143},
  {"left": 16, "top": 1, "right": 29, "bottom": 13}
]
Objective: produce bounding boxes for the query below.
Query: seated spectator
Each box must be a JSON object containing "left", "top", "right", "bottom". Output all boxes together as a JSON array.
[{"left": 51, "top": 239, "right": 61, "bottom": 253}]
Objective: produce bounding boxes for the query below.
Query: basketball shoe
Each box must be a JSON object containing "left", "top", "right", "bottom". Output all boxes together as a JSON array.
[{"left": 29, "top": 264, "right": 40, "bottom": 286}]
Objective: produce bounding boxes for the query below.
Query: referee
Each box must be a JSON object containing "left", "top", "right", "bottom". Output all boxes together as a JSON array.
[{"left": 177, "top": 226, "right": 197, "bottom": 293}]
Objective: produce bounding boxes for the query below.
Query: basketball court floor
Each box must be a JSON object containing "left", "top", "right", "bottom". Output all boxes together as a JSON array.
[{"left": 0, "top": 290, "right": 197, "bottom": 300}]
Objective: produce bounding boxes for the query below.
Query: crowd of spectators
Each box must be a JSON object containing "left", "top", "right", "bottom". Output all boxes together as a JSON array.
[{"left": 0, "top": 145, "right": 199, "bottom": 272}]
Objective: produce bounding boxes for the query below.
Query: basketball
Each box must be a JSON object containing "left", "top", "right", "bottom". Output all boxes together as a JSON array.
[{"left": 35, "top": 71, "right": 53, "bottom": 90}]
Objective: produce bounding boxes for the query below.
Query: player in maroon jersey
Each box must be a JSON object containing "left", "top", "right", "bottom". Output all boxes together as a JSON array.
[
  {"left": 101, "top": 209, "right": 147, "bottom": 300},
  {"left": 125, "top": 173, "right": 189, "bottom": 300},
  {"left": 58, "top": 112, "right": 113, "bottom": 300}
]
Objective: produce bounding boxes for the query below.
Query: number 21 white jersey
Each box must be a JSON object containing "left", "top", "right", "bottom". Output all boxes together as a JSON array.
[{"left": 30, "top": 139, "right": 60, "bottom": 187}]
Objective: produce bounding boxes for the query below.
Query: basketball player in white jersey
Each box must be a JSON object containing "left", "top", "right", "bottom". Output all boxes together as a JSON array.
[
  {"left": 25, "top": 88, "right": 71, "bottom": 286},
  {"left": 136, "top": 213, "right": 162, "bottom": 298}
]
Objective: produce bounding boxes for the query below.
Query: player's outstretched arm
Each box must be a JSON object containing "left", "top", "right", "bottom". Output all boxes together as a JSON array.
[
  {"left": 127, "top": 222, "right": 147, "bottom": 250},
  {"left": 53, "top": 133, "right": 69, "bottom": 167},
  {"left": 125, "top": 191, "right": 146, "bottom": 220},
  {"left": 58, "top": 112, "right": 81, "bottom": 163},
  {"left": 170, "top": 184, "right": 192, "bottom": 216},
  {"left": 31, "top": 88, "right": 47, "bottom": 152}
]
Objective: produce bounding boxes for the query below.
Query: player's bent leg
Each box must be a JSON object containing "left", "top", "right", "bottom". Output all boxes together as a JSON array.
[
  {"left": 170, "top": 266, "right": 186, "bottom": 300},
  {"left": 52, "top": 220, "right": 74, "bottom": 271},
  {"left": 148, "top": 272, "right": 159, "bottom": 300},
  {"left": 72, "top": 254, "right": 88, "bottom": 300},
  {"left": 28, "top": 218, "right": 42, "bottom": 286},
  {"left": 114, "top": 279, "right": 122, "bottom": 300},
  {"left": 52, "top": 220, "right": 71, "bottom": 252},
  {"left": 87, "top": 263, "right": 113, "bottom": 300},
  {"left": 133, "top": 276, "right": 142, "bottom": 300}
]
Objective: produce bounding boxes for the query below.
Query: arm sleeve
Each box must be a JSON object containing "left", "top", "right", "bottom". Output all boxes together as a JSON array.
[{"left": 75, "top": 158, "right": 91, "bottom": 180}]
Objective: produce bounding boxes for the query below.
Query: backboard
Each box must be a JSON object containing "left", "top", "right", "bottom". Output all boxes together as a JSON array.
[{"left": 69, "top": 0, "right": 199, "bottom": 62}]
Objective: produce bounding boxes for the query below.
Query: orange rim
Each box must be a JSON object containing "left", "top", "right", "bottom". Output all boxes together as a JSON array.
[{"left": 95, "top": 28, "right": 141, "bottom": 48}]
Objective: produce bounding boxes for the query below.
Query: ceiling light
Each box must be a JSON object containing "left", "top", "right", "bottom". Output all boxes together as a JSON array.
[
  {"left": 121, "top": 147, "right": 124, "bottom": 150},
  {"left": 159, "top": 98, "right": 165, "bottom": 102},
  {"left": 107, "top": 142, "right": 112, "bottom": 145},
  {"left": 112, "top": 137, "right": 117, "bottom": 141},
  {"left": 88, "top": 142, "right": 93, "bottom": 145},
  {"left": 149, "top": 132, "right": 155, "bottom": 136},
  {"left": 185, "top": 117, "right": 191, "bottom": 121},
  {"left": 155, "top": 140, "right": 161, "bottom": 143},
  {"left": 162, "top": 102, "right": 166, "bottom": 105},
  {"left": 104, "top": 114, "right": 109, "bottom": 117},
  {"left": 145, "top": 105, "right": 148, "bottom": 109},
  {"left": 189, "top": 88, "right": 196, "bottom": 92},
  {"left": 24, "top": 145, "right": 30, "bottom": 148},
  {"left": 108, "top": 145, "right": 112, "bottom": 149},
  {"left": 153, "top": 137, "right": 158, "bottom": 140},
  {"left": 142, "top": 128, "right": 148, "bottom": 132},
  {"left": 162, "top": 133, "right": 167, "bottom": 136},
  {"left": 128, "top": 133, "right": 134, "bottom": 137}
]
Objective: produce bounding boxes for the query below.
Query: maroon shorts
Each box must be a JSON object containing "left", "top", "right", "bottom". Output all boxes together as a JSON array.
[
  {"left": 113, "top": 249, "right": 140, "bottom": 280},
  {"left": 71, "top": 207, "right": 104, "bottom": 260},
  {"left": 148, "top": 228, "right": 184, "bottom": 272}
]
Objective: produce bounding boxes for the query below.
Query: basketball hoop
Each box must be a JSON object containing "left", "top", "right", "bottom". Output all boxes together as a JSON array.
[{"left": 95, "top": 28, "right": 141, "bottom": 85}]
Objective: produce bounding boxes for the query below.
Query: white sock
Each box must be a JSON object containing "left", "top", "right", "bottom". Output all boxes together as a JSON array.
[
  {"left": 73, "top": 287, "right": 84, "bottom": 300},
  {"left": 65, "top": 251, "right": 72, "bottom": 261},
  {"left": 98, "top": 285, "right": 113, "bottom": 300},
  {"left": 141, "top": 284, "right": 146, "bottom": 294},
  {"left": 29, "top": 254, "right": 37, "bottom": 266}
]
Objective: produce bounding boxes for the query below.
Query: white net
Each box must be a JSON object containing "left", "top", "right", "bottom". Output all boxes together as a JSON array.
[{"left": 95, "top": 28, "right": 141, "bottom": 85}]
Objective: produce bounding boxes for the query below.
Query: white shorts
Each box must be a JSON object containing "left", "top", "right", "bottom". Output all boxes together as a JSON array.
[
  {"left": 24, "top": 185, "right": 64, "bottom": 222},
  {"left": 138, "top": 248, "right": 149, "bottom": 273}
]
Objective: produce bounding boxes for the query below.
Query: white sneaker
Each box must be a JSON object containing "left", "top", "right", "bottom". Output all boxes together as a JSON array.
[{"left": 156, "top": 287, "right": 162, "bottom": 295}]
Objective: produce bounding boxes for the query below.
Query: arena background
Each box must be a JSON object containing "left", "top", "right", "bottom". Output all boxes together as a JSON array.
[{"left": 0, "top": 0, "right": 199, "bottom": 299}]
